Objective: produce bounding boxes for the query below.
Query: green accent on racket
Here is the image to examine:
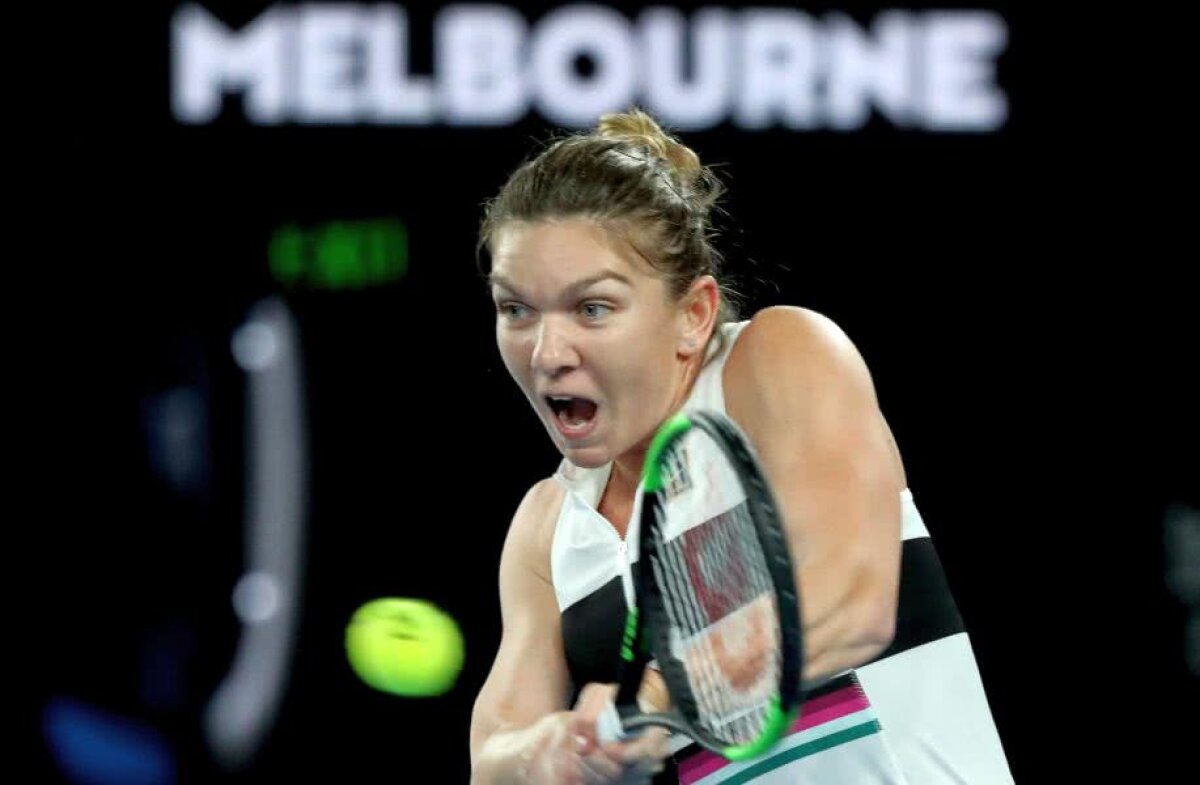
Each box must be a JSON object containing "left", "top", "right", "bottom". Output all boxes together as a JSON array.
[{"left": 643, "top": 412, "right": 693, "bottom": 493}]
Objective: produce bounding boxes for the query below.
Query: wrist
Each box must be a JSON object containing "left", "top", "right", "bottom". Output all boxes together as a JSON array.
[{"left": 479, "top": 715, "right": 556, "bottom": 785}]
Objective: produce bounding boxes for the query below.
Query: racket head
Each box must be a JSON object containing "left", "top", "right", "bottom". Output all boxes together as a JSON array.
[{"left": 633, "top": 410, "right": 804, "bottom": 760}]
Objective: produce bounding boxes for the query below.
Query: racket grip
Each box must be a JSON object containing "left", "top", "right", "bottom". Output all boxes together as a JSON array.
[{"left": 596, "top": 700, "right": 626, "bottom": 744}]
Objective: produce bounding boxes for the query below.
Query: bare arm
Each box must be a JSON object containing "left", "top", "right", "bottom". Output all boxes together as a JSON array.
[
  {"left": 470, "top": 480, "right": 571, "bottom": 782},
  {"left": 725, "top": 306, "right": 904, "bottom": 686},
  {"left": 470, "top": 480, "right": 670, "bottom": 784}
]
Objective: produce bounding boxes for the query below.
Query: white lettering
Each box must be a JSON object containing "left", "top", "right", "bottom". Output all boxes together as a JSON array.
[
  {"left": 438, "top": 5, "right": 527, "bottom": 125},
  {"left": 169, "top": 3, "right": 1010, "bottom": 132},
  {"left": 824, "top": 11, "right": 914, "bottom": 130},
  {"left": 172, "top": 3, "right": 287, "bottom": 124},
  {"left": 366, "top": 5, "right": 435, "bottom": 123},
  {"left": 297, "top": 5, "right": 359, "bottom": 123},
  {"left": 736, "top": 10, "right": 818, "bottom": 130},
  {"left": 923, "top": 11, "right": 1008, "bottom": 131},
  {"left": 640, "top": 7, "right": 733, "bottom": 131},
  {"left": 532, "top": 5, "right": 637, "bottom": 127}
]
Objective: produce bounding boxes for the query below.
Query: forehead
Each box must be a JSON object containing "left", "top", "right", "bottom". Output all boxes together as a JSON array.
[{"left": 489, "top": 218, "right": 651, "bottom": 288}]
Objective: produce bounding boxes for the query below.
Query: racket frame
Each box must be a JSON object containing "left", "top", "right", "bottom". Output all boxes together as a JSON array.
[{"left": 611, "top": 410, "right": 804, "bottom": 761}]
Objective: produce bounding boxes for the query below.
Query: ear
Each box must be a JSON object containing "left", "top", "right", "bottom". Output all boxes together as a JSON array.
[{"left": 677, "top": 275, "right": 720, "bottom": 359}]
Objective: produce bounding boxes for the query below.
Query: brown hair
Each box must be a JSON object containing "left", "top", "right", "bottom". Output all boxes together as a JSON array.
[{"left": 479, "top": 108, "right": 741, "bottom": 347}]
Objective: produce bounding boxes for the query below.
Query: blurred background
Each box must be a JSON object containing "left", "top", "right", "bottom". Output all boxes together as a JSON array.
[{"left": 38, "top": 1, "right": 1195, "bottom": 782}]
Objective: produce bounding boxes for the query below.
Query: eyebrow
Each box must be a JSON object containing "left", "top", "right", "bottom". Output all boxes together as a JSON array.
[{"left": 488, "top": 270, "right": 634, "bottom": 298}]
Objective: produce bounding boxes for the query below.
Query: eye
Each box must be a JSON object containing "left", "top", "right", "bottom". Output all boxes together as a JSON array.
[
  {"left": 497, "top": 302, "right": 532, "bottom": 321},
  {"left": 580, "top": 301, "right": 613, "bottom": 320}
]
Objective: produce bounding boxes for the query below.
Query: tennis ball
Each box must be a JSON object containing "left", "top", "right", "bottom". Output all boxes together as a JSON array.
[{"left": 345, "top": 598, "right": 465, "bottom": 697}]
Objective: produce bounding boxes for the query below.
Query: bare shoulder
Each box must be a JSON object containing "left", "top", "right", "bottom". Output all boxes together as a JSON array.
[
  {"left": 502, "top": 476, "right": 567, "bottom": 584},
  {"left": 514, "top": 476, "right": 567, "bottom": 522},
  {"left": 724, "top": 306, "right": 906, "bottom": 486},
  {"left": 725, "top": 305, "right": 875, "bottom": 409}
]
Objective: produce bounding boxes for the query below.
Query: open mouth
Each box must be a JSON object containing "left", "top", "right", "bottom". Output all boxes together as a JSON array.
[{"left": 545, "top": 395, "right": 598, "bottom": 433}]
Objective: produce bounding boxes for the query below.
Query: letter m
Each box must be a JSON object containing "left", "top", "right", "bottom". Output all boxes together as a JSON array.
[{"left": 172, "top": 3, "right": 287, "bottom": 124}]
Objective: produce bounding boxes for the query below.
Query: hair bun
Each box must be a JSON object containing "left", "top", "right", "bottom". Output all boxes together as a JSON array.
[{"left": 597, "top": 107, "right": 702, "bottom": 187}]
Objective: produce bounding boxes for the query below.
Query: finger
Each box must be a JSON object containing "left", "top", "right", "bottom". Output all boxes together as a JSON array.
[
  {"left": 578, "top": 751, "right": 625, "bottom": 783},
  {"left": 626, "top": 757, "right": 667, "bottom": 778},
  {"left": 637, "top": 667, "right": 671, "bottom": 712},
  {"left": 571, "top": 682, "right": 620, "bottom": 752},
  {"left": 566, "top": 713, "right": 599, "bottom": 756},
  {"left": 573, "top": 682, "right": 618, "bottom": 717},
  {"left": 607, "top": 727, "right": 670, "bottom": 765}
]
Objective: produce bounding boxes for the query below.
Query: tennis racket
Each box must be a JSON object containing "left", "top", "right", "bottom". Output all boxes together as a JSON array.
[{"left": 596, "top": 410, "right": 804, "bottom": 762}]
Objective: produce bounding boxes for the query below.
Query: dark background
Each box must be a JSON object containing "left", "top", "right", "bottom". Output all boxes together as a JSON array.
[{"left": 37, "top": 2, "right": 1196, "bottom": 782}]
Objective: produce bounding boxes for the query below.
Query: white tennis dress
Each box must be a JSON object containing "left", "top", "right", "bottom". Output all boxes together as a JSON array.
[{"left": 550, "top": 321, "right": 1014, "bottom": 784}]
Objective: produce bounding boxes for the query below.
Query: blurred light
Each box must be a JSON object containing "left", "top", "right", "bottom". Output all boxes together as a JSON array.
[
  {"left": 1188, "top": 616, "right": 1200, "bottom": 676},
  {"left": 269, "top": 219, "right": 408, "bottom": 290},
  {"left": 1164, "top": 504, "right": 1200, "bottom": 676},
  {"left": 232, "top": 571, "right": 282, "bottom": 624},
  {"left": 43, "top": 698, "right": 175, "bottom": 785},
  {"left": 206, "top": 299, "right": 308, "bottom": 771},
  {"left": 231, "top": 322, "right": 278, "bottom": 371},
  {"left": 1165, "top": 504, "right": 1200, "bottom": 600},
  {"left": 142, "top": 387, "right": 208, "bottom": 497}
]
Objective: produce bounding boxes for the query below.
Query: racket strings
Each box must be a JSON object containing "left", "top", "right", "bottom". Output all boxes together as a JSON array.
[{"left": 650, "top": 434, "right": 783, "bottom": 745}]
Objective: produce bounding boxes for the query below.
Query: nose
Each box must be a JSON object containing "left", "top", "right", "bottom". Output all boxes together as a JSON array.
[{"left": 531, "top": 316, "right": 580, "bottom": 377}]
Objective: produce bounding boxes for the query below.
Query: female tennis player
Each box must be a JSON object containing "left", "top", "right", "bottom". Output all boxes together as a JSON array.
[{"left": 469, "top": 109, "right": 1013, "bottom": 785}]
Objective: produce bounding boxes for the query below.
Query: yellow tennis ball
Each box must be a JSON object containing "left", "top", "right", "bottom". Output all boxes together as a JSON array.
[{"left": 345, "top": 598, "right": 465, "bottom": 697}]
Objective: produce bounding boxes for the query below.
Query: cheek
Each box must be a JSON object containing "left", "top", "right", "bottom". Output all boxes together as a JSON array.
[
  {"left": 496, "top": 333, "right": 530, "bottom": 382},
  {"left": 607, "top": 333, "right": 674, "bottom": 397}
]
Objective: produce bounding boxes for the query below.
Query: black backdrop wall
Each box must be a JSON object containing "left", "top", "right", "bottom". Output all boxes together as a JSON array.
[{"left": 39, "top": 2, "right": 1197, "bottom": 782}]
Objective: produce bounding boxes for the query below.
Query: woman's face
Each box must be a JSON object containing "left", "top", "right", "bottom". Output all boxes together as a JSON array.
[{"left": 490, "top": 218, "right": 693, "bottom": 469}]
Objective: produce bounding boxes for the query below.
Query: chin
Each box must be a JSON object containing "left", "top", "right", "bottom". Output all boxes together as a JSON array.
[{"left": 557, "top": 443, "right": 612, "bottom": 469}]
